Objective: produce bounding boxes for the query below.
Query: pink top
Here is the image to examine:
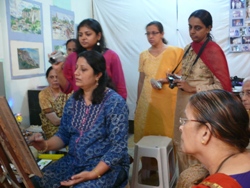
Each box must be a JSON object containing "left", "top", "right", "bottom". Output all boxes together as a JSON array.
[{"left": 62, "top": 49, "right": 127, "bottom": 99}]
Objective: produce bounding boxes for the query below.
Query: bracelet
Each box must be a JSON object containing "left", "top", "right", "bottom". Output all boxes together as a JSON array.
[
  {"left": 38, "top": 141, "right": 48, "bottom": 153},
  {"left": 93, "top": 169, "right": 101, "bottom": 178}
]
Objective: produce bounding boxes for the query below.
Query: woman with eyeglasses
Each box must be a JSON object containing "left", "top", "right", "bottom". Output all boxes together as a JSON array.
[
  {"left": 134, "top": 21, "right": 184, "bottom": 143},
  {"left": 177, "top": 89, "right": 250, "bottom": 187}
]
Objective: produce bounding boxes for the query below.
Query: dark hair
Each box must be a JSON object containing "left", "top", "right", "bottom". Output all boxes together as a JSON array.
[
  {"left": 146, "top": 21, "right": 168, "bottom": 44},
  {"left": 188, "top": 9, "right": 213, "bottom": 40},
  {"left": 75, "top": 18, "right": 107, "bottom": 54},
  {"left": 65, "top": 39, "right": 77, "bottom": 47},
  {"left": 189, "top": 89, "right": 250, "bottom": 152},
  {"left": 45, "top": 66, "right": 53, "bottom": 78},
  {"left": 73, "top": 50, "right": 111, "bottom": 104}
]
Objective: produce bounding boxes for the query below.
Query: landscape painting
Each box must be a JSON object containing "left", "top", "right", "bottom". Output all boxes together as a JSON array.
[
  {"left": 51, "top": 8, "right": 74, "bottom": 40},
  {"left": 10, "top": 40, "right": 45, "bottom": 79},
  {"left": 17, "top": 48, "right": 40, "bottom": 69},
  {"left": 9, "top": 0, "right": 41, "bottom": 34}
]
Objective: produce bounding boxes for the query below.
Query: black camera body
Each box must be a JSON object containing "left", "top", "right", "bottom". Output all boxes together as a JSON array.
[
  {"left": 168, "top": 76, "right": 177, "bottom": 89},
  {"left": 49, "top": 51, "right": 66, "bottom": 64},
  {"left": 168, "top": 74, "right": 181, "bottom": 89}
]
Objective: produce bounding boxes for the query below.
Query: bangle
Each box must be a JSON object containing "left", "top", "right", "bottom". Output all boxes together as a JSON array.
[
  {"left": 38, "top": 141, "right": 48, "bottom": 153},
  {"left": 93, "top": 169, "right": 101, "bottom": 178}
]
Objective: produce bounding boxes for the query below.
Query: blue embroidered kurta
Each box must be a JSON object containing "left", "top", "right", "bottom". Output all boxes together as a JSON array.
[{"left": 35, "top": 89, "right": 130, "bottom": 188}]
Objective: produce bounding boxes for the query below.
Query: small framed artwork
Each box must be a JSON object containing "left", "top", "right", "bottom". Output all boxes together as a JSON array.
[{"left": 10, "top": 40, "right": 45, "bottom": 79}]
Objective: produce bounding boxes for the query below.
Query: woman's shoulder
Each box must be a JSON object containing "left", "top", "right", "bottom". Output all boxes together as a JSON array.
[
  {"left": 39, "top": 87, "right": 50, "bottom": 96},
  {"left": 103, "top": 49, "right": 121, "bottom": 61},
  {"left": 104, "top": 89, "right": 126, "bottom": 104},
  {"left": 207, "top": 41, "right": 223, "bottom": 51},
  {"left": 139, "top": 50, "right": 149, "bottom": 57},
  {"left": 165, "top": 45, "right": 184, "bottom": 54},
  {"left": 103, "top": 49, "right": 118, "bottom": 56},
  {"left": 167, "top": 45, "right": 183, "bottom": 51}
]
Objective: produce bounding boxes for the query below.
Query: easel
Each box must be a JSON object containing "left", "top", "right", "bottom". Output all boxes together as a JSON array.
[
  {"left": 0, "top": 142, "right": 20, "bottom": 188},
  {"left": 0, "top": 96, "right": 43, "bottom": 188}
]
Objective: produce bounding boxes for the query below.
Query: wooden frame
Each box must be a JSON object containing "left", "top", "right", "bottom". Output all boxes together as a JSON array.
[{"left": 0, "top": 96, "right": 42, "bottom": 187}]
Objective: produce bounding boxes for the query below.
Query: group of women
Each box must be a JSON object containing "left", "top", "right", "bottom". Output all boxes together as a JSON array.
[{"left": 30, "top": 8, "right": 250, "bottom": 188}]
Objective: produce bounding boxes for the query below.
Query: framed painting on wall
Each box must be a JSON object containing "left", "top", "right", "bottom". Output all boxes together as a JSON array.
[{"left": 10, "top": 40, "right": 45, "bottom": 79}]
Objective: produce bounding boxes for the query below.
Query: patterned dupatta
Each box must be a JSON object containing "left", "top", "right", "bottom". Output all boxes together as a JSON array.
[{"left": 192, "top": 40, "right": 232, "bottom": 92}]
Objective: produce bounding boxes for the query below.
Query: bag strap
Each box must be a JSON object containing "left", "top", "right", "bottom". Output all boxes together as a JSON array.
[
  {"left": 190, "top": 37, "right": 210, "bottom": 68},
  {"left": 171, "top": 45, "right": 191, "bottom": 74},
  {"left": 172, "top": 37, "right": 210, "bottom": 74}
]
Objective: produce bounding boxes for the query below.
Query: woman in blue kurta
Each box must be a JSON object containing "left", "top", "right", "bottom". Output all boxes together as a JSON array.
[{"left": 30, "top": 50, "right": 129, "bottom": 188}]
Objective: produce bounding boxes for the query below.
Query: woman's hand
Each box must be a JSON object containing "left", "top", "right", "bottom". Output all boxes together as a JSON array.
[
  {"left": 51, "top": 62, "right": 64, "bottom": 73},
  {"left": 174, "top": 79, "right": 196, "bottom": 93},
  {"left": 28, "top": 133, "right": 46, "bottom": 151},
  {"left": 60, "top": 171, "right": 96, "bottom": 186}
]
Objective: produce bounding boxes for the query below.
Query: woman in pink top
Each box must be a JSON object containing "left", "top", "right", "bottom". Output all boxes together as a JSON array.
[{"left": 53, "top": 18, "right": 127, "bottom": 99}]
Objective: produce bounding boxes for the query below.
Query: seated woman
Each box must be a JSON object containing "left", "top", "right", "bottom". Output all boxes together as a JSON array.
[
  {"left": 39, "top": 66, "right": 69, "bottom": 139},
  {"left": 30, "top": 50, "right": 130, "bottom": 188},
  {"left": 178, "top": 89, "right": 250, "bottom": 188}
]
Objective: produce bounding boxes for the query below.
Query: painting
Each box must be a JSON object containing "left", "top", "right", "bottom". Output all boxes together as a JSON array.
[
  {"left": 54, "top": 44, "right": 66, "bottom": 54},
  {"left": 10, "top": 40, "right": 45, "bottom": 79},
  {"left": 51, "top": 10, "right": 74, "bottom": 40},
  {"left": 50, "top": 6, "right": 75, "bottom": 49},
  {"left": 9, "top": 0, "right": 42, "bottom": 35}
]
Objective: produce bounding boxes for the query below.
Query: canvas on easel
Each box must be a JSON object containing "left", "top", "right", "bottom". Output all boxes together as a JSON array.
[{"left": 0, "top": 96, "right": 42, "bottom": 188}]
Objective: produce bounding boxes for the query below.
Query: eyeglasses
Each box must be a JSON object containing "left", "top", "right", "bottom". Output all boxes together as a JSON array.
[
  {"left": 239, "top": 90, "right": 250, "bottom": 98},
  {"left": 179, "top": 117, "right": 206, "bottom": 126},
  {"left": 145, "top": 32, "right": 160, "bottom": 36}
]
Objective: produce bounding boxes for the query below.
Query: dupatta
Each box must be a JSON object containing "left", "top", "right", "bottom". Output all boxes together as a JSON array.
[
  {"left": 192, "top": 173, "right": 242, "bottom": 188},
  {"left": 192, "top": 41, "right": 232, "bottom": 92}
]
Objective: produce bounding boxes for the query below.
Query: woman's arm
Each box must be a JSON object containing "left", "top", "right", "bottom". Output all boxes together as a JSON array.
[
  {"left": 45, "top": 112, "right": 61, "bottom": 126},
  {"left": 60, "top": 161, "right": 110, "bottom": 186},
  {"left": 39, "top": 90, "right": 61, "bottom": 126},
  {"left": 29, "top": 133, "right": 65, "bottom": 151},
  {"left": 53, "top": 52, "right": 78, "bottom": 94}
]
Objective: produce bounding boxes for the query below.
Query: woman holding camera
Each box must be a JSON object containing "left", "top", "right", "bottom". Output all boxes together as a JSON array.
[
  {"left": 173, "top": 9, "right": 232, "bottom": 187},
  {"left": 134, "top": 21, "right": 183, "bottom": 143},
  {"left": 52, "top": 18, "right": 127, "bottom": 99}
]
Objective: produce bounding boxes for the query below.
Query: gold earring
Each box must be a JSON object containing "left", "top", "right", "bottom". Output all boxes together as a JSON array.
[{"left": 201, "top": 140, "right": 205, "bottom": 144}]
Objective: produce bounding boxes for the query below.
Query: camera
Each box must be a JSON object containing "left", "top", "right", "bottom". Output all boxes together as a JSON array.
[
  {"left": 168, "top": 74, "right": 181, "bottom": 89},
  {"left": 49, "top": 51, "right": 66, "bottom": 64}
]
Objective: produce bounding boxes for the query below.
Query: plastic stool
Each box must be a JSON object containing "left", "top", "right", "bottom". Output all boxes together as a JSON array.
[{"left": 131, "top": 136, "right": 177, "bottom": 188}]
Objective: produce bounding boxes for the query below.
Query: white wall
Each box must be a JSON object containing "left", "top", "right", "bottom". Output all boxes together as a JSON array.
[
  {"left": 93, "top": 0, "right": 250, "bottom": 120},
  {"left": 0, "top": 0, "right": 92, "bottom": 126}
]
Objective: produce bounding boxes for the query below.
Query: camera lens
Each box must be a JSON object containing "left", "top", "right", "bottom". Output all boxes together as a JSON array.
[{"left": 49, "top": 58, "right": 56, "bottom": 64}]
